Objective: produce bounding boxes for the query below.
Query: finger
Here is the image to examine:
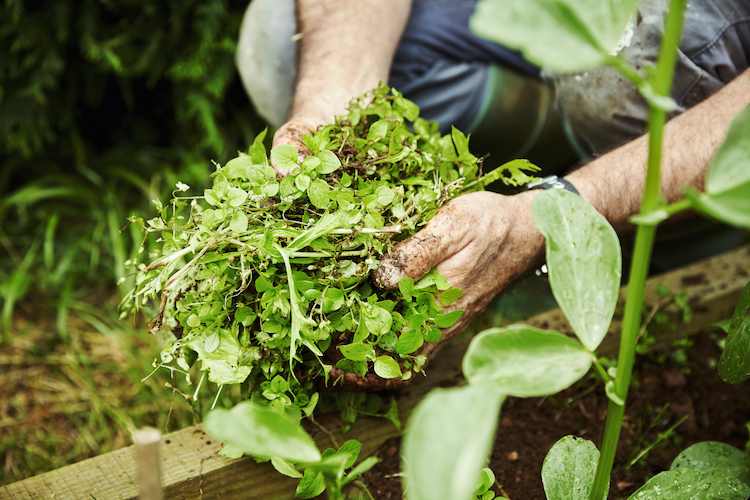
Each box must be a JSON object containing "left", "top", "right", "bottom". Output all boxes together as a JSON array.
[
  {"left": 271, "top": 123, "right": 314, "bottom": 177},
  {"left": 373, "top": 201, "right": 475, "bottom": 289}
]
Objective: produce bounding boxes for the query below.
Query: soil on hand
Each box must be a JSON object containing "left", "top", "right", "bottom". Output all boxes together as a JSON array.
[{"left": 363, "top": 329, "right": 750, "bottom": 500}]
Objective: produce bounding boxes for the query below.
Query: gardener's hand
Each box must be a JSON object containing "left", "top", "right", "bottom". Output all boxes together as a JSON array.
[
  {"left": 271, "top": 116, "right": 322, "bottom": 177},
  {"left": 329, "top": 190, "right": 547, "bottom": 390}
]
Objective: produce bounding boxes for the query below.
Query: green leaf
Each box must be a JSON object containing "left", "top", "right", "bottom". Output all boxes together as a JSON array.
[
  {"left": 395, "top": 328, "right": 424, "bottom": 354},
  {"left": 204, "top": 188, "right": 222, "bottom": 206},
  {"left": 295, "top": 469, "right": 325, "bottom": 499},
  {"left": 295, "top": 173, "right": 311, "bottom": 192},
  {"left": 204, "top": 402, "right": 321, "bottom": 463},
  {"left": 532, "top": 189, "right": 621, "bottom": 351},
  {"left": 307, "top": 180, "right": 330, "bottom": 209},
  {"left": 375, "top": 185, "right": 396, "bottom": 206},
  {"left": 230, "top": 211, "right": 248, "bottom": 233},
  {"left": 542, "top": 436, "right": 604, "bottom": 500},
  {"left": 627, "top": 468, "right": 750, "bottom": 500},
  {"left": 271, "top": 456, "right": 303, "bottom": 478},
  {"left": 271, "top": 144, "right": 299, "bottom": 171},
  {"left": 671, "top": 442, "right": 750, "bottom": 487},
  {"left": 227, "top": 187, "right": 248, "bottom": 207},
  {"left": 337, "top": 439, "right": 362, "bottom": 469},
  {"left": 373, "top": 356, "right": 402, "bottom": 379},
  {"left": 415, "top": 268, "right": 452, "bottom": 291},
  {"left": 399, "top": 276, "right": 415, "bottom": 300},
  {"left": 463, "top": 325, "right": 594, "bottom": 397},
  {"left": 364, "top": 304, "right": 393, "bottom": 336},
  {"left": 434, "top": 310, "right": 463, "bottom": 328},
  {"left": 339, "top": 343, "right": 375, "bottom": 362},
  {"left": 439, "top": 288, "right": 463, "bottom": 306},
  {"left": 470, "top": 0, "right": 639, "bottom": 73},
  {"left": 315, "top": 150, "right": 341, "bottom": 174},
  {"left": 301, "top": 156, "right": 321, "bottom": 171},
  {"left": 719, "top": 280, "right": 750, "bottom": 383},
  {"left": 204, "top": 331, "right": 221, "bottom": 354},
  {"left": 343, "top": 456, "right": 380, "bottom": 485},
  {"left": 218, "top": 443, "right": 245, "bottom": 459},
  {"left": 367, "top": 119, "right": 389, "bottom": 141},
  {"left": 402, "top": 384, "right": 505, "bottom": 500},
  {"left": 187, "top": 329, "right": 252, "bottom": 385},
  {"left": 321, "top": 288, "right": 345, "bottom": 313},
  {"left": 689, "top": 106, "right": 750, "bottom": 228}
]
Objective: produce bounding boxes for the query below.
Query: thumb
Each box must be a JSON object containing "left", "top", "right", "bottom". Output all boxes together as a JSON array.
[{"left": 373, "top": 202, "right": 470, "bottom": 289}]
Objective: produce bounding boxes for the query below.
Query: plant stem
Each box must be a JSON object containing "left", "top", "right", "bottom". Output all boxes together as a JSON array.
[{"left": 589, "top": 1, "right": 688, "bottom": 498}]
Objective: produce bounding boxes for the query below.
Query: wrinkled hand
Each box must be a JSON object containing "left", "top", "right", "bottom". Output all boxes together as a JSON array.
[
  {"left": 329, "top": 190, "right": 547, "bottom": 391},
  {"left": 271, "top": 116, "right": 322, "bottom": 177}
]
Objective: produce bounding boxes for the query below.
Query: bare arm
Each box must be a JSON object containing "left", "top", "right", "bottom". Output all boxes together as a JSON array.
[
  {"left": 371, "top": 67, "right": 750, "bottom": 368},
  {"left": 569, "top": 67, "right": 750, "bottom": 233},
  {"left": 272, "top": 0, "right": 412, "bottom": 173}
]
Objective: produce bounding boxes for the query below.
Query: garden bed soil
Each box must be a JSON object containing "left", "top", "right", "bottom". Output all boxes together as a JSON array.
[{"left": 363, "top": 328, "right": 750, "bottom": 500}]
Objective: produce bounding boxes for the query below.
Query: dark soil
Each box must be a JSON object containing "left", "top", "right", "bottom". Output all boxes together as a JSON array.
[{"left": 362, "top": 329, "right": 750, "bottom": 500}]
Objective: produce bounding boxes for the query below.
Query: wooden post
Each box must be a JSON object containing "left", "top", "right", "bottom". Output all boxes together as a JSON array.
[{"left": 133, "top": 428, "right": 163, "bottom": 500}]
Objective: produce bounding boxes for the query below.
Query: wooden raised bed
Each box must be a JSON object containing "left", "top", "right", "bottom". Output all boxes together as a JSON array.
[{"left": 3, "top": 244, "right": 748, "bottom": 500}]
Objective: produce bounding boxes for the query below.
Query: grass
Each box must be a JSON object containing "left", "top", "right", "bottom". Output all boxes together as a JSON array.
[{"left": 0, "top": 291, "right": 200, "bottom": 486}]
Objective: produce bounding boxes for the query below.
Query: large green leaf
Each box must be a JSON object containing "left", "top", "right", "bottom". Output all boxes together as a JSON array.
[
  {"left": 719, "top": 280, "right": 750, "bottom": 383},
  {"left": 628, "top": 468, "right": 750, "bottom": 499},
  {"left": 470, "top": 0, "right": 639, "bottom": 73},
  {"left": 402, "top": 384, "right": 505, "bottom": 500},
  {"left": 542, "top": 436, "right": 606, "bottom": 500},
  {"left": 463, "top": 325, "right": 594, "bottom": 397},
  {"left": 204, "top": 402, "right": 321, "bottom": 463},
  {"left": 532, "top": 189, "right": 621, "bottom": 351},
  {"left": 671, "top": 442, "right": 750, "bottom": 487},
  {"left": 688, "top": 105, "right": 750, "bottom": 228}
]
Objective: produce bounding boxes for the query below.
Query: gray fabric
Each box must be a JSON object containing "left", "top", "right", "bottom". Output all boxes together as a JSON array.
[
  {"left": 552, "top": 0, "right": 750, "bottom": 157},
  {"left": 236, "top": 0, "right": 296, "bottom": 128}
]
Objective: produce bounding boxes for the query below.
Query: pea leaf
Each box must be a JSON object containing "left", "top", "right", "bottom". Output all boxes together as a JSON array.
[
  {"left": 532, "top": 189, "right": 621, "bottom": 351},
  {"left": 463, "top": 325, "right": 594, "bottom": 397},
  {"left": 718, "top": 280, "right": 750, "bottom": 383},
  {"left": 542, "top": 436, "right": 604, "bottom": 500},
  {"left": 470, "top": 0, "right": 639, "bottom": 73},
  {"left": 628, "top": 468, "right": 749, "bottom": 499},
  {"left": 671, "top": 442, "right": 750, "bottom": 487},
  {"left": 402, "top": 384, "right": 505, "bottom": 500},
  {"left": 271, "top": 144, "right": 299, "bottom": 171},
  {"left": 687, "top": 106, "right": 750, "bottom": 228}
]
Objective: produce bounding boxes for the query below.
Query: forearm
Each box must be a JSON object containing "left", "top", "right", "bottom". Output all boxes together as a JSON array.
[
  {"left": 567, "top": 67, "right": 750, "bottom": 234},
  {"left": 293, "top": 0, "right": 412, "bottom": 124}
]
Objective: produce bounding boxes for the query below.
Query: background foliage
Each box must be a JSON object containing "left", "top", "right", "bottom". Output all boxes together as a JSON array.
[{"left": 0, "top": 0, "right": 262, "bottom": 335}]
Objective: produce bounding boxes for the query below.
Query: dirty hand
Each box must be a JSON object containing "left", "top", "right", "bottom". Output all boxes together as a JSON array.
[
  {"left": 271, "top": 116, "right": 323, "bottom": 177},
  {"left": 330, "top": 190, "right": 547, "bottom": 390}
]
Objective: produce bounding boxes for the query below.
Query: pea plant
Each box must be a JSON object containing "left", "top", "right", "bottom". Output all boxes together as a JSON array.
[
  {"left": 402, "top": 0, "right": 750, "bottom": 499},
  {"left": 122, "top": 86, "right": 537, "bottom": 498}
]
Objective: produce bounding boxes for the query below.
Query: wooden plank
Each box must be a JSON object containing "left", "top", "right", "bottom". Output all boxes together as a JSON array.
[{"left": 3, "top": 244, "right": 748, "bottom": 500}]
